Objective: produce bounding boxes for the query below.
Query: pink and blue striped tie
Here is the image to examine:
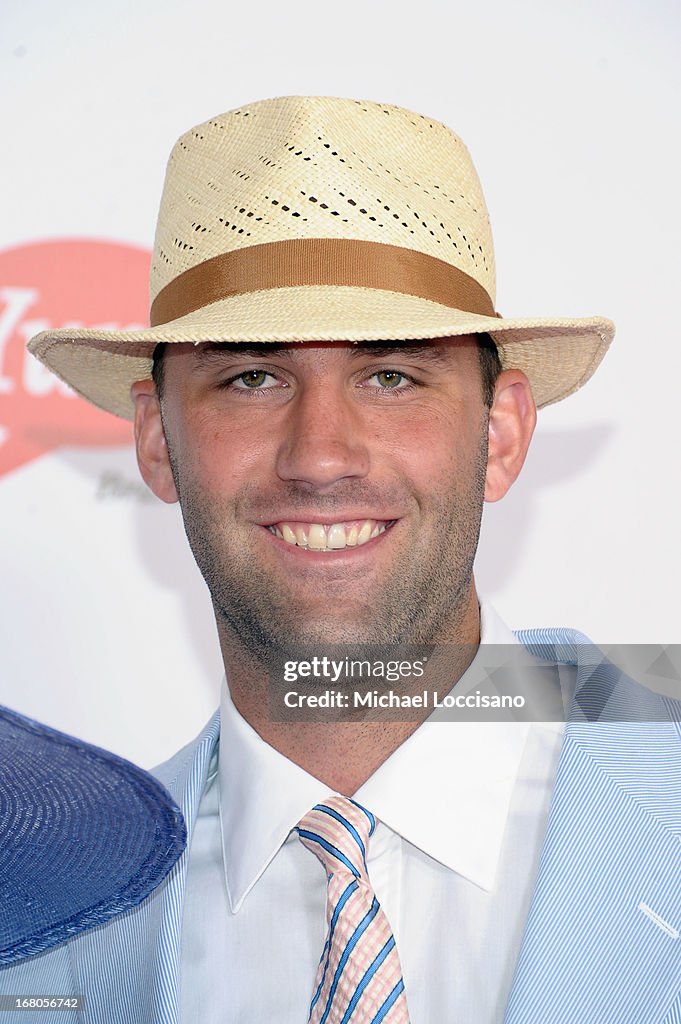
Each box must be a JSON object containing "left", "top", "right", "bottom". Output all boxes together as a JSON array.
[{"left": 295, "top": 795, "right": 411, "bottom": 1024}]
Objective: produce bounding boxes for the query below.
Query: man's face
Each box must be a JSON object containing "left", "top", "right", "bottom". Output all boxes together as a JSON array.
[{"left": 145, "top": 338, "right": 495, "bottom": 654}]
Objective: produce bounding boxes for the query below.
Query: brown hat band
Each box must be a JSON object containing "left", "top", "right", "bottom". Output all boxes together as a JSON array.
[{"left": 149, "top": 238, "right": 496, "bottom": 327}]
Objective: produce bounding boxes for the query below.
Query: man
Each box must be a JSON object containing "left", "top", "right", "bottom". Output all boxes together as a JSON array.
[{"left": 3, "top": 96, "right": 679, "bottom": 1022}]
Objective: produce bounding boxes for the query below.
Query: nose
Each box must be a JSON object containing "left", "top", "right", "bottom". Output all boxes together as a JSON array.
[{"left": 275, "top": 379, "right": 370, "bottom": 488}]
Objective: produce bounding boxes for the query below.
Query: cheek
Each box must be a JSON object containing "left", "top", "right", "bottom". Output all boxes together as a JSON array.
[
  {"left": 175, "top": 409, "right": 276, "bottom": 491},
  {"left": 376, "top": 401, "right": 485, "bottom": 485}
]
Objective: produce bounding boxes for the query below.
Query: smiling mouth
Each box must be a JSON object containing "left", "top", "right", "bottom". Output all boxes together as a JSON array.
[{"left": 266, "top": 519, "right": 396, "bottom": 552}]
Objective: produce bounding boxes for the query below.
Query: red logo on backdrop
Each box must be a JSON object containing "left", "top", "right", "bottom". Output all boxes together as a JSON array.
[{"left": 0, "top": 239, "right": 151, "bottom": 477}]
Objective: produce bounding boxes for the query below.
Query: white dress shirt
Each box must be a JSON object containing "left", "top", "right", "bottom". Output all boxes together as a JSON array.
[{"left": 179, "top": 603, "right": 570, "bottom": 1023}]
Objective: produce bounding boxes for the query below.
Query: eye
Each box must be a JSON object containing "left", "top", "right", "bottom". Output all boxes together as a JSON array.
[
  {"left": 362, "top": 369, "right": 417, "bottom": 395},
  {"left": 373, "top": 370, "right": 406, "bottom": 389},
  {"left": 231, "top": 369, "right": 279, "bottom": 389}
]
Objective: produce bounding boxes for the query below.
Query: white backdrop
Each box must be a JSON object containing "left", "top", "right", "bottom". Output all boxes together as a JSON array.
[{"left": 1, "top": 0, "right": 679, "bottom": 767}]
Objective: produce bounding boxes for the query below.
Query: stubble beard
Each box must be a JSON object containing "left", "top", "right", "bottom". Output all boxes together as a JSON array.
[{"left": 166, "top": 430, "right": 489, "bottom": 667}]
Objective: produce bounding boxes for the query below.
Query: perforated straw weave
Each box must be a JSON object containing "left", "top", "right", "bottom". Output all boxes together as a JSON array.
[{"left": 28, "top": 95, "right": 614, "bottom": 417}]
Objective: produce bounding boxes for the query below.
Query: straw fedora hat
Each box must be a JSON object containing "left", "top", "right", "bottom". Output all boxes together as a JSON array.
[{"left": 28, "top": 95, "right": 614, "bottom": 418}]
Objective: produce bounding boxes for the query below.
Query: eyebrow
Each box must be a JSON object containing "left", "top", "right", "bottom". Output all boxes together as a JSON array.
[{"left": 195, "top": 340, "right": 463, "bottom": 366}]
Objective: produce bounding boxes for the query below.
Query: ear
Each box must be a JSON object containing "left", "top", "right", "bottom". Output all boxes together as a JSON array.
[
  {"left": 130, "top": 379, "right": 179, "bottom": 503},
  {"left": 484, "top": 369, "right": 537, "bottom": 502}
]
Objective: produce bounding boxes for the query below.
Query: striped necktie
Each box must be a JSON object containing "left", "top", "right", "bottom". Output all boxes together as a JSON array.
[{"left": 295, "top": 795, "right": 411, "bottom": 1024}]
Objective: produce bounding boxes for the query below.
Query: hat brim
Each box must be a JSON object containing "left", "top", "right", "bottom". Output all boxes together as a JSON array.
[
  {"left": 28, "top": 285, "right": 614, "bottom": 419},
  {"left": 0, "top": 704, "right": 186, "bottom": 964}
]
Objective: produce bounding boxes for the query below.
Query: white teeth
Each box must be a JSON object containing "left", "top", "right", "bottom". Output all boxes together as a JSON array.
[
  {"left": 357, "top": 521, "right": 373, "bottom": 545},
  {"left": 307, "top": 524, "right": 327, "bottom": 550},
  {"left": 269, "top": 519, "right": 391, "bottom": 552},
  {"left": 281, "top": 524, "right": 297, "bottom": 544},
  {"left": 327, "top": 523, "right": 347, "bottom": 549}
]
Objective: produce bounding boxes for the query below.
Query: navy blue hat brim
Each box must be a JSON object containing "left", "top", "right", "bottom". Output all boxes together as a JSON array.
[{"left": 0, "top": 705, "right": 187, "bottom": 965}]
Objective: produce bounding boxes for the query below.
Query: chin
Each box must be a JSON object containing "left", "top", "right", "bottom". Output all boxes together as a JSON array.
[{"left": 286, "top": 622, "right": 373, "bottom": 647}]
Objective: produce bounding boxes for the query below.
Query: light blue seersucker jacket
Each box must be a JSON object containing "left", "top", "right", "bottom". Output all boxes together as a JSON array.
[{"left": 1, "top": 629, "right": 680, "bottom": 1023}]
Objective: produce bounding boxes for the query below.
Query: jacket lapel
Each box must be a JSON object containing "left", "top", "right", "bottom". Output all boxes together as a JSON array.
[
  {"left": 72, "top": 712, "right": 220, "bottom": 1024},
  {"left": 504, "top": 640, "right": 681, "bottom": 1023}
]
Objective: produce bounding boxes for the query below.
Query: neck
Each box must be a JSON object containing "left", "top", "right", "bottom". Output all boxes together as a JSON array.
[{"left": 216, "top": 586, "right": 481, "bottom": 795}]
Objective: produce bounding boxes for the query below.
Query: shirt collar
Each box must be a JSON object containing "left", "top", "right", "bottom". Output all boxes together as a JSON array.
[
  {"left": 217, "top": 600, "right": 550, "bottom": 908},
  {"left": 355, "top": 601, "right": 527, "bottom": 891},
  {"left": 218, "top": 681, "right": 332, "bottom": 912}
]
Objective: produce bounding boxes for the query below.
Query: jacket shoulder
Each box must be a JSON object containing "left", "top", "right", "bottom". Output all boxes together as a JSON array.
[{"left": 150, "top": 709, "right": 220, "bottom": 796}]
